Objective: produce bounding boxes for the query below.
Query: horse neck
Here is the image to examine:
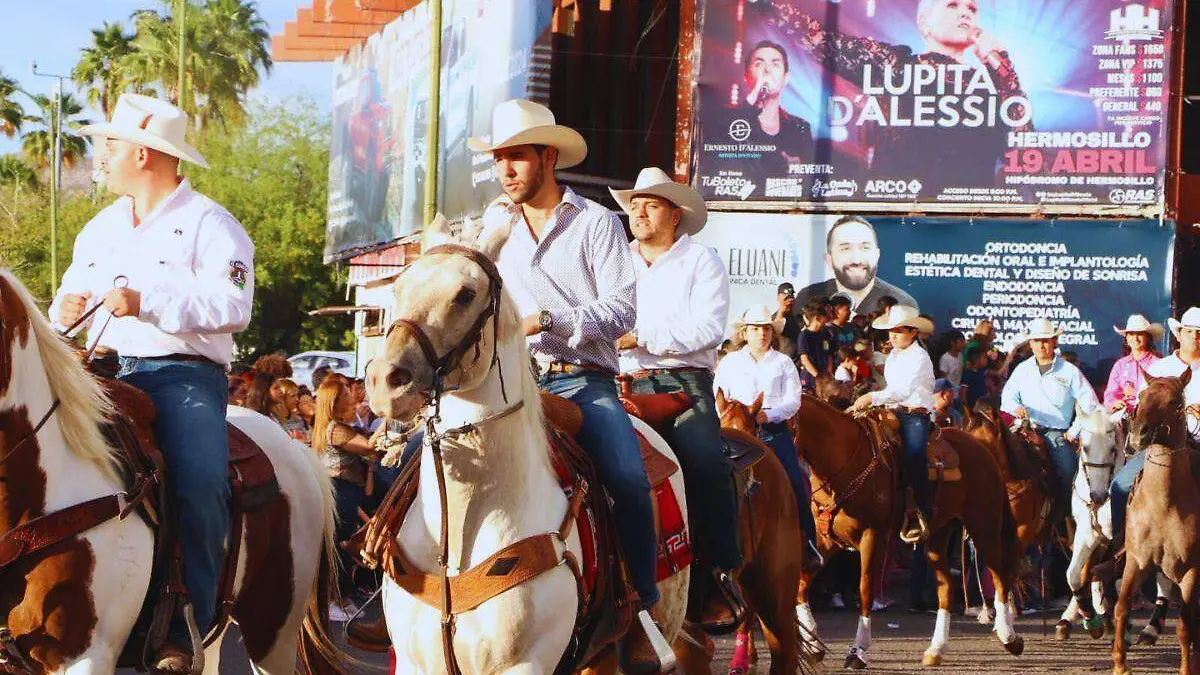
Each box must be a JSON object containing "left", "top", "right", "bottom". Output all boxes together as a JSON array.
[
  {"left": 793, "top": 396, "right": 865, "bottom": 478},
  {"left": 418, "top": 334, "right": 561, "bottom": 571}
]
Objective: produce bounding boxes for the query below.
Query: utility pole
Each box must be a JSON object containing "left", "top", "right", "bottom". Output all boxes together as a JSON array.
[
  {"left": 31, "top": 61, "right": 68, "bottom": 295},
  {"left": 177, "top": 0, "right": 187, "bottom": 108}
]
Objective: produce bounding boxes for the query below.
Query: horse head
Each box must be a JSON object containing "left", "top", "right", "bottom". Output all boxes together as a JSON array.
[
  {"left": 1074, "top": 405, "right": 1121, "bottom": 505},
  {"left": 1130, "top": 369, "right": 1191, "bottom": 452},
  {"left": 963, "top": 397, "right": 1008, "bottom": 472},
  {"left": 716, "top": 388, "right": 762, "bottom": 436},
  {"left": 814, "top": 376, "right": 853, "bottom": 410},
  {"left": 366, "top": 214, "right": 524, "bottom": 424}
]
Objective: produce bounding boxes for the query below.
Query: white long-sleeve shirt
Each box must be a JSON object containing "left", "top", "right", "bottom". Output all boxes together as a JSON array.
[
  {"left": 49, "top": 180, "right": 254, "bottom": 367},
  {"left": 871, "top": 342, "right": 936, "bottom": 410},
  {"left": 1147, "top": 352, "right": 1200, "bottom": 438},
  {"left": 712, "top": 347, "right": 801, "bottom": 423},
  {"left": 619, "top": 235, "right": 729, "bottom": 372}
]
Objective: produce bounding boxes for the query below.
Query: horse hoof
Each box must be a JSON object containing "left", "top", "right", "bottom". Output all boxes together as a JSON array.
[
  {"left": 802, "top": 646, "right": 827, "bottom": 665},
  {"left": 1084, "top": 616, "right": 1105, "bottom": 640},
  {"left": 922, "top": 652, "right": 943, "bottom": 667},
  {"left": 1002, "top": 635, "right": 1025, "bottom": 656},
  {"left": 1054, "top": 620, "right": 1071, "bottom": 641},
  {"left": 1136, "top": 629, "right": 1158, "bottom": 647},
  {"left": 1112, "top": 667, "right": 1132, "bottom": 675},
  {"left": 843, "top": 651, "right": 868, "bottom": 669}
]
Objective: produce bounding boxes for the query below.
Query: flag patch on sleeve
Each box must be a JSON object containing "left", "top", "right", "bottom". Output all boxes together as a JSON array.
[{"left": 228, "top": 260, "right": 249, "bottom": 289}]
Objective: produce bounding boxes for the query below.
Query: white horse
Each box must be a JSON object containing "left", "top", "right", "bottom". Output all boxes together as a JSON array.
[
  {"left": 0, "top": 269, "right": 348, "bottom": 675},
  {"left": 364, "top": 218, "right": 690, "bottom": 674},
  {"left": 1058, "top": 408, "right": 1172, "bottom": 643}
]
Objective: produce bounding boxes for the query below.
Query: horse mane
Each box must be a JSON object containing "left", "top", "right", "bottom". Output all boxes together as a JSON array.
[{"left": 0, "top": 271, "right": 117, "bottom": 476}]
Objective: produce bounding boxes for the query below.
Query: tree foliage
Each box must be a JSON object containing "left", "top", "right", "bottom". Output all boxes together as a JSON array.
[
  {"left": 21, "top": 92, "right": 92, "bottom": 170},
  {"left": 0, "top": 71, "right": 24, "bottom": 138},
  {"left": 72, "top": 22, "right": 136, "bottom": 118}
]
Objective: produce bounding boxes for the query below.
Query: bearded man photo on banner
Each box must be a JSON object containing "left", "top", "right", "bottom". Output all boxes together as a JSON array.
[{"left": 794, "top": 215, "right": 917, "bottom": 314}]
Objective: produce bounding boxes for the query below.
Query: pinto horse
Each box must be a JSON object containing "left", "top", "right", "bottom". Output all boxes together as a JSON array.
[
  {"left": 0, "top": 270, "right": 347, "bottom": 675},
  {"left": 792, "top": 394, "right": 1024, "bottom": 669}
]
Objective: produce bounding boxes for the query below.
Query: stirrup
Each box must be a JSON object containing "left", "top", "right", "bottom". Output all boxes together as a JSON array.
[{"left": 899, "top": 510, "right": 929, "bottom": 544}]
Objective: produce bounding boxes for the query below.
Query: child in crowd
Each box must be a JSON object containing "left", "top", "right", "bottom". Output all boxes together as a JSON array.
[
  {"left": 834, "top": 347, "right": 858, "bottom": 383},
  {"left": 961, "top": 344, "right": 990, "bottom": 409},
  {"left": 797, "top": 304, "right": 833, "bottom": 392},
  {"left": 938, "top": 330, "right": 966, "bottom": 386}
]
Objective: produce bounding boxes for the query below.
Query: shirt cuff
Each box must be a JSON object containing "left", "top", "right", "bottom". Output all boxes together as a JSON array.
[{"left": 547, "top": 309, "right": 577, "bottom": 339}]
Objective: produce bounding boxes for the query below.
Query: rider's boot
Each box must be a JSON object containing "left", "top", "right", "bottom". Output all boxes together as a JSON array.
[
  {"left": 700, "top": 568, "right": 747, "bottom": 635},
  {"left": 900, "top": 486, "right": 932, "bottom": 545},
  {"left": 619, "top": 609, "right": 677, "bottom": 674},
  {"left": 152, "top": 643, "right": 193, "bottom": 674},
  {"left": 347, "top": 614, "right": 392, "bottom": 653}
]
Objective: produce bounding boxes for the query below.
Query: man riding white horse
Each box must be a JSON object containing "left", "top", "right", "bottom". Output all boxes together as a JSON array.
[
  {"left": 610, "top": 167, "right": 746, "bottom": 633},
  {"left": 49, "top": 94, "right": 253, "bottom": 673},
  {"left": 468, "top": 100, "right": 672, "bottom": 673}
]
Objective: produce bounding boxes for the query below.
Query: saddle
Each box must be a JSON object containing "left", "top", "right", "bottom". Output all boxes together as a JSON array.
[{"left": 925, "top": 431, "right": 962, "bottom": 483}]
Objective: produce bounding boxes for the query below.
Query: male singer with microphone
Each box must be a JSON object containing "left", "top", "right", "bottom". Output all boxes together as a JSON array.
[{"left": 732, "top": 40, "right": 814, "bottom": 172}]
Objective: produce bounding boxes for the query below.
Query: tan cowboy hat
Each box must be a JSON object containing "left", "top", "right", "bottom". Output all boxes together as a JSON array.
[
  {"left": 1168, "top": 307, "right": 1200, "bottom": 339},
  {"left": 1018, "top": 317, "right": 1064, "bottom": 341},
  {"left": 1114, "top": 314, "right": 1164, "bottom": 339},
  {"left": 609, "top": 167, "right": 708, "bottom": 236},
  {"left": 79, "top": 94, "right": 208, "bottom": 168},
  {"left": 733, "top": 304, "right": 786, "bottom": 335},
  {"left": 871, "top": 304, "right": 933, "bottom": 334},
  {"left": 467, "top": 99, "right": 587, "bottom": 169}
]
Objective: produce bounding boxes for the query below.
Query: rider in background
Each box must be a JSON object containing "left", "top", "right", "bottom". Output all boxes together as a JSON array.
[
  {"left": 713, "top": 305, "right": 823, "bottom": 566},
  {"left": 1103, "top": 314, "right": 1163, "bottom": 415},
  {"left": 48, "top": 94, "right": 253, "bottom": 673},
  {"left": 849, "top": 305, "right": 936, "bottom": 543}
]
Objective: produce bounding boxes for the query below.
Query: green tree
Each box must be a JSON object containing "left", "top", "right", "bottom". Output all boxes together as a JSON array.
[
  {"left": 21, "top": 92, "right": 92, "bottom": 170},
  {"left": 0, "top": 155, "right": 37, "bottom": 190},
  {"left": 73, "top": 22, "right": 135, "bottom": 118},
  {"left": 0, "top": 71, "right": 23, "bottom": 138}
]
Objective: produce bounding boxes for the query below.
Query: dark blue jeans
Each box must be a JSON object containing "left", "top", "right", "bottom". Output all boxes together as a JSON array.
[
  {"left": 630, "top": 370, "right": 742, "bottom": 571},
  {"left": 1039, "top": 429, "right": 1079, "bottom": 509},
  {"left": 1109, "top": 447, "right": 1146, "bottom": 540},
  {"left": 119, "top": 357, "right": 229, "bottom": 643},
  {"left": 898, "top": 411, "right": 931, "bottom": 517},
  {"left": 759, "top": 422, "right": 818, "bottom": 545},
  {"left": 332, "top": 477, "right": 367, "bottom": 595}
]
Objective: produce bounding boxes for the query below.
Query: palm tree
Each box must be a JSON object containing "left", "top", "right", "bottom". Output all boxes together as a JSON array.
[
  {"left": 0, "top": 156, "right": 37, "bottom": 189},
  {"left": 21, "top": 92, "right": 91, "bottom": 170},
  {"left": 73, "top": 22, "right": 135, "bottom": 118},
  {"left": 0, "top": 71, "right": 24, "bottom": 138}
]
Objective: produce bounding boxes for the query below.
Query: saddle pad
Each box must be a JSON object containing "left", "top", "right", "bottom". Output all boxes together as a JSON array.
[
  {"left": 227, "top": 423, "right": 280, "bottom": 510},
  {"left": 654, "top": 478, "right": 692, "bottom": 581},
  {"left": 620, "top": 393, "right": 692, "bottom": 427}
]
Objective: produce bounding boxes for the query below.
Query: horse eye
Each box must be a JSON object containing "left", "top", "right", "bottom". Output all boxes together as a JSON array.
[{"left": 453, "top": 288, "right": 477, "bottom": 306}]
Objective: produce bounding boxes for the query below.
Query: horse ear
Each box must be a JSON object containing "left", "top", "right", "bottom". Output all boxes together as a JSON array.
[
  {"left": 460, "top": 215, "right": 484, "bottom": 245},
  {"left": 751, "top": 391, "right": 765, "bottom": 414},
  {"left": 1182, "top": 368, "right": 1193, "bottom": 387},
  {"left": 715, "top": 388, "right": 727, "bottom": 412},
  {"left": 1144, "top": 372, "right": 1160, "bottom": 384},
  {"left": 422, "top": 213, "right": 454, "bottom": 250}
]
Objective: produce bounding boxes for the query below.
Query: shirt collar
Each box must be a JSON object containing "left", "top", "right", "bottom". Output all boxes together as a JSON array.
[
  {"left": 631, "top": 234, "right": 692, "bottom": 266},
  {"left": 119, "top": 179, "right": 192, "bottom": 227}
]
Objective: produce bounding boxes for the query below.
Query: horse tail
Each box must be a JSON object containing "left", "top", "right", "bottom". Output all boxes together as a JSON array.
[{"left": 298, "top": 459, "right": 358, "bottom": 675}]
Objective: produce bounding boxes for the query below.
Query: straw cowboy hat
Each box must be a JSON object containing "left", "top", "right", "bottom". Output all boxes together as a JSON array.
[
  {"left": 79, "top": 94, "right": 208, "bottom": 168},
  {"left": 734, "top": 304, "right": 785, "bottom": 335},
  {"left": 467, "top": 99, "right": 587, "bottom": 169},
  {"left": 1018, "top": 317, "right": 1064, "bottom": 342},
  {"left": 871, "top": 304, "right": 933, "bottom": 335},
  {"left": 1168, "top": 307, "right": 1200, "bottom": 340},
  {"left": 1114, "top": 314, "right": 1164, "bottom": 339},
  {"left": 609, "top": 167, "right": 709, "bottom": 236}
]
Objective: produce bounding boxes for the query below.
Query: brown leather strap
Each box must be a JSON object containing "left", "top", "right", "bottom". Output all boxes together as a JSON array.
[{"left": 0, "top": 492, "right": 126, "bottom": 568}]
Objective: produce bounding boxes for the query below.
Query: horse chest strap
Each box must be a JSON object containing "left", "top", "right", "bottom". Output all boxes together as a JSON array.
[
  {"left": 390, "top": 533, "right": 567, "bottom": 613},
  {"left": 0, "top": 493, "right": 123, "bottom": 569}
]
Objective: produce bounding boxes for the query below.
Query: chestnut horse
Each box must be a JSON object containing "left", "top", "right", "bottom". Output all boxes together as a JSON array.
[
  {"left": 792, "top": 394, "right": 1023, "bottom": 669},
  {"left": 1113, "top": 370, "right": 1200, "bottom": 675}
]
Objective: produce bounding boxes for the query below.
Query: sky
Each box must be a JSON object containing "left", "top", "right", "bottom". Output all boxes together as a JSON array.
[{"left": 0, "top": 0, "right": 334, "bottom": 156}]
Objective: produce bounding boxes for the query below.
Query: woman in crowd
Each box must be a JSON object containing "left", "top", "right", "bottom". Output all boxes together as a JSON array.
[
  {"left": 252, "top": 353, "right": 293, "bottom": 379},
  {"left": 241, "top": 372, "right": 276, "bottom": 416},
  {"left": 296, "top": 386, "right": 316, "bottom": 430},
  {"left": 1104, "top": 314, "right": 1164, "bottom": 413},
  {"left": 267, "top": 378, "right": 309, "bottom": 443}
]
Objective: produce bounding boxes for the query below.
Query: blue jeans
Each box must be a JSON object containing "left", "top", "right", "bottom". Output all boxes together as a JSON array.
[
  {"left": 1039, "top": 429, "right": 1079, "bottom": 509},
  {"left": 118, "top": 357, "right": 229, "bottom": 643},
  {"left": 332, "top": 477, "right": 367, "bottom": 595},
  {"left": 630, "top": 370, "right": 742, "bottom": 571},
  {"left": 898, "top": 412, "right": 931, "bottom": 517},
  {"left": 541, "top": 371, "right": 660, "bottom": 608},
  {"left": 1109, "top": 447, "right": 1146, "bottom": 540},
  {"left": 758, "top": 422, "right": 817, "bottom": 545}
]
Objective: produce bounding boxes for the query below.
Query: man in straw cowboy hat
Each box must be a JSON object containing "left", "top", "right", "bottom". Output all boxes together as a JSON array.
[
  {"left": 1103, "top": 314, "right": 1164, "bottom": 414},
  {"left": 611, "top": 167, "right": 747, "bottom": 633},
  {"left": 1108, "top": 307, "right": 1200, "bottom": 548},
  {"left": 849, "top": 305, "right": 937, "bottom": 542},
  {"left": 472, "top": 100, "right": 673, "bottom": 672},
  {"left": 1000, "top": 317, "right": 1100, "bottom": 519},
  {"left": 49, "top": 93, "right": 253, "bottom": 673}
]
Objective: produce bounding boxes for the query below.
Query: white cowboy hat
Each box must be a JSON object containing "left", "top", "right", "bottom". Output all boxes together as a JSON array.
[
  {"left": 609, "top": 167, "right": 708, "bottom": 236},
  {"left": 1018, "top": 317, "right": 1064, "bottom": 341},
  {"left": 467, "top": 99, "right": 587, "bottom": 169},
  {"left": 1114, "top": 314, "right": 1164, "bottom": 339},
  {"left": 79, "top": 94, "right": 208, "bottom": 168},
  {"left": 1168, "top": 307, "right": 1200, "bottom": 339},
  {"left": 871, "top": 304, "right": 933, "bottom": 335},
  {"left": 733, "top": 304, "right": 786, "bottom": 335}
]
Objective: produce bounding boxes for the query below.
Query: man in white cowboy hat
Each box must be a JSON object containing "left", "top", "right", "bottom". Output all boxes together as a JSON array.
[
  {"left": 611, "top": 167, "right": 747, "bottom": 633},
  {"left": 1000, "top": 317, "right": 1100, "bottom": 517},
  {"left": 49, "top": 93, "right": 251, "bottom": 673},
  {"left": 1103, "top": 314, "right": 1164, "bottom": 413},
  {"left": 1109, "top": 307, "right": 1200, "bottom": 545},
  {"left": 472, "top": 100, "right": 672, "bottom": 672},
  {"left": 849, "top": 305, "right": 937, "bottom": 542}
]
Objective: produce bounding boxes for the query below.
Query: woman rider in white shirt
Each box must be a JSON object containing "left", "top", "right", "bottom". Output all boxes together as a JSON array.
[
  {"left": 850, "top": 305, "right": 937, "bottom": 543},
  {"left": 713, "top": 304, "right": 821, "bottom": 562}
]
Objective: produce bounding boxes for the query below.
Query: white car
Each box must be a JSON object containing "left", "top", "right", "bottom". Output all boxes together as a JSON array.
[{"left": 288, "top": 351, "right": 357, "bottom": 389}]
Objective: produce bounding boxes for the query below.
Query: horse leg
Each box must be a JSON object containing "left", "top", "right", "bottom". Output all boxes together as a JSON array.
[
  {"left": 922, "top": 527, "right": 956, "bottom": 667},
  {"left": 741, "top": 560, "right": 801, "bottom": 674},
  {"left": 843, "top": 530, "right": 881, "bottom": 670},
  {"left": 1059, "top": 523, "right": 1095, "bottom": 639},
  {"left": 669, "top": 622, "right": 713, "bottom": 675},
  {"left": 795, "top": 568, "right": 825, "bottom": 663},
  {"left": 975, "top": 530, "right": 1023, "bottom": 655},
  {"left": 1140, "top": 573, "right": 1173, "bottom": 646},
  {"left": 1178, "top": 572, "right": 1198, "bottom": 675},
  {"left": 1112, "top": 558, "right": 1148, "bottom": 675}
]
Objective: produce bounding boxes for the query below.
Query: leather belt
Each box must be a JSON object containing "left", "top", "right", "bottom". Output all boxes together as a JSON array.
[
  {"left": 539, "top": 361, "right": 615, "bottom": 376},
  {"left": 140, "top": 353, "right": 220, "bottom": 366},
  {"left": 899, "top": 407, "right": 930, "bottom": 416},
  {"left": 626, "top": 367, "right": 710, "bottom": 379}
]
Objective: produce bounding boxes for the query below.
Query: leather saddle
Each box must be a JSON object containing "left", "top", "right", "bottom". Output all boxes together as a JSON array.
[{"left": 862, "top": 410, "right": 961, "bottom": 483}]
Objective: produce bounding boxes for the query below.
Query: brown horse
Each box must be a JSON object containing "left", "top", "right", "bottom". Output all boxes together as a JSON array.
[
  {"left": 1113, "top": 370, "right": 1200, "bottom": 675},
  {"left": 670, "top": 390, "right": 807, "bottom": 675},
  {"left": 792, "top": 393, "right": 1023, "bottom": 669}
]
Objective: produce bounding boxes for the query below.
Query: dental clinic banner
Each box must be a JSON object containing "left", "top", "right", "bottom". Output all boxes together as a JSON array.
[
  {"left": 694, "top": 0, "right": 1175, "bottom": 212},
  {"left": 693, "top": 213, "right": 1174, "bottom": 382}
]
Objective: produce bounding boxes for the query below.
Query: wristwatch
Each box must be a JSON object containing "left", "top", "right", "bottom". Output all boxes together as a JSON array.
[{"left": 538, "top": 310, "right": 553, "bottom": 332}]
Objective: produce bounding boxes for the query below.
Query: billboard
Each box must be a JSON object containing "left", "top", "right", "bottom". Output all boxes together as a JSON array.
[
  {"left": 694, "top": 0, "right": 1175, "bottom": 213},
  {"left": 326, "top": 4, "right": 432, "bottom": 262},
  {"left": 693, "top": 213, "right": 1174, "bottom": 383},
  {"left": 437, "top": 0, "right": 552, "bottom": 222}
]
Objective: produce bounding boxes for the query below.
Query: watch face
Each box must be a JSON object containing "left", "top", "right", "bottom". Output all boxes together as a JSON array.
[{"left": 540, "top": 312, "right": 552, "bottom": 328}]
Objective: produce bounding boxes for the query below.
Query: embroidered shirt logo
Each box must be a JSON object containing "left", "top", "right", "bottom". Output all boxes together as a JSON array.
[{"left": 228, "top": 260, "right": 249, "bottom": 290}]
